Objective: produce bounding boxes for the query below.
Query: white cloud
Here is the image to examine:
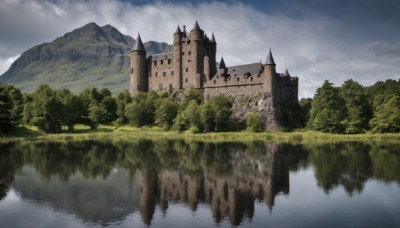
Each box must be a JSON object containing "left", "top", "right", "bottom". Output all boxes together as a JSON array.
[
  {"left": 0, "top": 0, "right": 399, "bottom": 97},
  {"left": 0, "top": 55, "right": 20, "bottom": 76}
]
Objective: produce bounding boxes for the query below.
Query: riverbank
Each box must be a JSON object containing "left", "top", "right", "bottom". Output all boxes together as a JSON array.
[{"left": 1, "top": 125, "right": 400, "bottom": 143}]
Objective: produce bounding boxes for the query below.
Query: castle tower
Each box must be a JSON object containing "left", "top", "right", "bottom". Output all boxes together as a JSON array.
[
  {"left": 189, "top": 20, "right": 204, "bottom": 88},
  {"left": 209, "top": 33, "right": 217, "bottom": 78},
  {"left": 263, "top": 48, "right": 276, "bottom": 95},
  {"left": 173, "top": 26, "right": 183, "bottom": 89},
  {"left": 130, "top": 33, "right": 147, "bottom": 94}
]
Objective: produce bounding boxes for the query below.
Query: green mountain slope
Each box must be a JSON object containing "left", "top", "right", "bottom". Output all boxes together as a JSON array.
[{"left": 0, "top": 22, "right": 172, "bottom": 94}]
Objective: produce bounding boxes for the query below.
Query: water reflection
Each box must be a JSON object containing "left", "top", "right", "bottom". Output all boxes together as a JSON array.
[{"left": 0, "top": 140, "right": 399, "bottom": 227}]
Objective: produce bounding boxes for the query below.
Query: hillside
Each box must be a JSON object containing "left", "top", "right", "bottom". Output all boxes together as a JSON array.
[{"left": 0, "top": 22, "right": 172, "bottom": 94}]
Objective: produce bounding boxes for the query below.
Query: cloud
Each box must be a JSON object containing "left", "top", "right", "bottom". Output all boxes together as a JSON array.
[
  {"left": 0, "top": 55, "right": 20, "bottom": 76},
  {"left": 0, "top": 0, "right": 399, "bottom": 98}
]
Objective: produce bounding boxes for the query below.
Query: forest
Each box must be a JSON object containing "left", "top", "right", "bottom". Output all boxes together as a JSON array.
[{"left": 0, "top": 79, "right": 399, "bottom": 134}]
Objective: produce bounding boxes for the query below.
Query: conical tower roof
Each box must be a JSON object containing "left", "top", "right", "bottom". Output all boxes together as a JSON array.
[
  {"left": 211, "top": 33, "right": 216, "bottom": 43},
  {"left": 175, "top": 25, "right": 181, "bottom": 34},
  {"left": 219, "top": 57, "right": 226, "bottom": 69},
  {"left": 265, "top": 48, "right": 276, "bottom": 65},
  {"left": 284, "top": 69, "right": 290, "bottom": 76},
  {"left": 192, "top": 20, "right": 201, "bottom": 30},
  {"left": 131, "top": 33, "right": 146, "bottom": 52}
]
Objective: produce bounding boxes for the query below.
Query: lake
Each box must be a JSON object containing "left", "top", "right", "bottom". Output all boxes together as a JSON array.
[{"left": 0, "top": 139, "right": 399, "bottom": 227}]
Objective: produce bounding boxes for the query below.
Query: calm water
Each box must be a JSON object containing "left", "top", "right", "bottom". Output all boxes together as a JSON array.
[{"left": 0, "top": 139, "right": 399, "bottom": 228}]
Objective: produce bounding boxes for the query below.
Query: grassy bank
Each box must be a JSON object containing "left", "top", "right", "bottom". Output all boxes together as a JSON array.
[{"left": 1, "top": 125, "right": 400, "bottom": 143}]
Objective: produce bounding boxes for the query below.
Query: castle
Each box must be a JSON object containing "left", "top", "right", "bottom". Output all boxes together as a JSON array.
[{"left": 130, "top": 21, "right": 298, "bottom": 102}]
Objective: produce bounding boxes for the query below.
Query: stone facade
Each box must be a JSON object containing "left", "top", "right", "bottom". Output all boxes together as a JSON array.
[{"left": 130, "top": 21, "right": 298, "bottom": 104}]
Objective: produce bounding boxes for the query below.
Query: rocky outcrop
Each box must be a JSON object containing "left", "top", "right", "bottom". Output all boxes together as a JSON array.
[{"left": 231, "top": 93, "right": 282, "bottom": 131}]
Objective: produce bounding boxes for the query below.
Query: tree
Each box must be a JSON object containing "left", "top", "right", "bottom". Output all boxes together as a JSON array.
[
  {"left": 30, "top": 85, "right": 63, "bottom": 133},
  {"left": 88, "top": 103, "right": 109, "bottom": 129},
  {"left": 115, "top": 90, "right": 132, "bottom": 125},
  {"left": 308, "top": 80, "right": 346, "bottom": 133},
  {"left": 155, "top": 98, "right": 179, "bottom": 129},
  {"left": 173, "top": 100, "right": 201, "bottom": 132},
  {"left": 209, "top": 95, "right": 233, "bottom": 132},
  {"left": 125, "top": 92, "right": 157, "bottom": 127},
  {"left": 0, "top": 83, "right": 23, "bottom": 132},
  {"left": 369, "top": 95, "right": 400, "bottom": 133},
  {"left": 246, "top": 112, "right": 265, "bottom": 132},
  {"left": 200, "top": 102, "right": 215, "bottom": 132},
  {"left": 299, "top": 98, "right": 312, "bottom": 124},
  {"left": 57, "top": 89, "right": 85, "bottom": 132},
  {"left": 340, "top": 80, "right": 372, "bottom": 133}
]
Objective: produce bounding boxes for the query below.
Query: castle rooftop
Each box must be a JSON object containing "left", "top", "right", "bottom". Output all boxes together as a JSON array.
[{"left": 131, "top": 33, "right": 146, "bottom": 52}]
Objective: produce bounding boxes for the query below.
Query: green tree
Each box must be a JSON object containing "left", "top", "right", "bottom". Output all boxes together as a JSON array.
[
  {"left": 173, "top": 100, "right": 202, "bottom": 132},
  {"left": 88, "top": 104, "right": 109, "bottom": 129},
  {"left": 155, "top": 98, "right": 179, "bottom": 129},
  {"left": 22, "top": 94, "right": 34, "bottom": 125},
  {"left": 308, "top": 80, "right": 346, "bottom": 133},
  {"left": 369, "top": 95, "right": 400, "bottom": 133},
  {"left": 340, "top": 80, "right": 372, "bottom": 133},
  {"left": 31, "top": 85, "right": 63, "bottom": 133},
  {"left": 115, "top": 90, "right": 132, "bottom": 125},
  {"left": 246, "top": 112, "right": 265, "bottom": 132},
  {"left": 125, "top": 92, "right": 158, "bottom": 127},
  {"left": 299, "top": 98, "right": 312, "bottom": 124},
  {"left": 57, "top": 89, "right": 85, "bottom": 132},
  {"left": 0, "top": 83, "right": 23, "bottom": 132},
  {"left": 209, "top": 95, "right": 233, "bottom": 131},
  {"left": 200, "top": 102, "right": 215, "bottom": 132}
]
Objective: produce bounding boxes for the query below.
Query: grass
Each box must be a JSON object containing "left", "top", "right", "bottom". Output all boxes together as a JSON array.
[{"left": 1, "top": 125, "right": 400, "bottom": 143}]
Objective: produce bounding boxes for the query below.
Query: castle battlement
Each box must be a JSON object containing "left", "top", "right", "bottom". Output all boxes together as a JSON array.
[{"left": 130, "top": 21, "right": 298, "bottom": 102}]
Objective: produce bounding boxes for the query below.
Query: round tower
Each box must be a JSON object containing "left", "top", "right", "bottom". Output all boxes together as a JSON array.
[
  {"left": 264, "top": 48, "right": 276, "bottom": 96},
  {"left": 190, "top": 20, "right": 204, "bottom": 88},
  {"left": 130, "top": 33, "right": 147, "bottom": 94},
  {"left": 173, "top": 26, "right": 183, "bottom": 89}
]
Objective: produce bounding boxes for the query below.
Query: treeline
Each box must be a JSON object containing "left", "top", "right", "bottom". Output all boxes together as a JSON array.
[
  {"left": 301, "top": 79, "right": 400, "bottom": 133},
  {"left": 0, "top": 84, "right": 237, "bottom": 133},
  {"left": 1, "top": 79, "right": 399, "bottom": 134}
]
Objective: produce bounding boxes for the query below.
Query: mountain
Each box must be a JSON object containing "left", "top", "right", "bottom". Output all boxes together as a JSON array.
[{"left": 0, "top": 22, "right": 172, "bottom": 94}]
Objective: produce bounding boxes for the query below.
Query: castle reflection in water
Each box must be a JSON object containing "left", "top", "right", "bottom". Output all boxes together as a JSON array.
[{"left": 139, "top": 143, "right": 289, "bottom": 225}]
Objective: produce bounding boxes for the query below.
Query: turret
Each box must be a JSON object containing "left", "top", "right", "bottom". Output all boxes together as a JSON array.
[
  {"left": 210, "top": 33, "right": 217, "bottom": 77},
  {"left": 264, "top": 48, "right": 276, "bottom": 95},
  {"left": 173, "top": 25, "right": 183, "bottom": 89},
  {"left": 218, "top": 57, "right": 228, "bottom": 76},
  {"left": 130, "top": 33, "right": 147, "bottom": 94},
  {"left": 189, "top": 20, "right": 204, "bottom": 88}
]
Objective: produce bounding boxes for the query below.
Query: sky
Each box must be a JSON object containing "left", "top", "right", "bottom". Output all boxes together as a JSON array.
[{"left": 1, "top": 0, "right": 400, "bottom": 98}]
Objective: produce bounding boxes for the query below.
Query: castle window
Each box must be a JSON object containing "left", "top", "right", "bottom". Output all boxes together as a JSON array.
[
  {"left": 186, "top": 67, "right": 188, "bottom": 72},
  {"left": 168, "top": 59, "right": 171, "bottom": 64},
  {"left": 171, "top": 71, "right": 174, "bottom": 76},
  {"left": 251, "top": 77, "right": 253, "bottom": 81},
  {"left": 182, "top": 52, "right": 185, "bottom": 55},
  {"left": 163, "top": 72, "right": 166, "bottom": 77},
  {"left": 189, "top": 51, "right": 191, "bottom": 55},
  {"left": 185, "top": 78, "right": 188, "bottom": 83},
  {"left": 214, "top": 80, "right": 216, "bottom": 84},
  {"left": 131, "top": 68, "right": 133, "bottom": 74},
  {"left": 154, "top": 61, "right": 157, "bottom": 66},
  {"left": 155, "top": 72, "right": 158, "bottom": 77},
  {"left": 188, "top": 60, "right": 191, "bottom": 62},
  {"left": 237, "top": 77, "right": 240, "bottom": 81},
  {"left": 187, "top": 41, "right": 191, "bottom": 44},
  {"left": 161, "top": 60, "right": 164, "bottom": 64}
]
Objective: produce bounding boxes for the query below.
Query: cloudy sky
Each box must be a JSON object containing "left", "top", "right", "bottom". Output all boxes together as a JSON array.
[{"left": 1, "top": 0, "right": 399, "bottom": 98}]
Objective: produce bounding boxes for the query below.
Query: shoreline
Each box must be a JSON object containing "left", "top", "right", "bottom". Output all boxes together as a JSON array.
[{"left": 1, "top": 125, "right": 400, "bottom": 143}]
